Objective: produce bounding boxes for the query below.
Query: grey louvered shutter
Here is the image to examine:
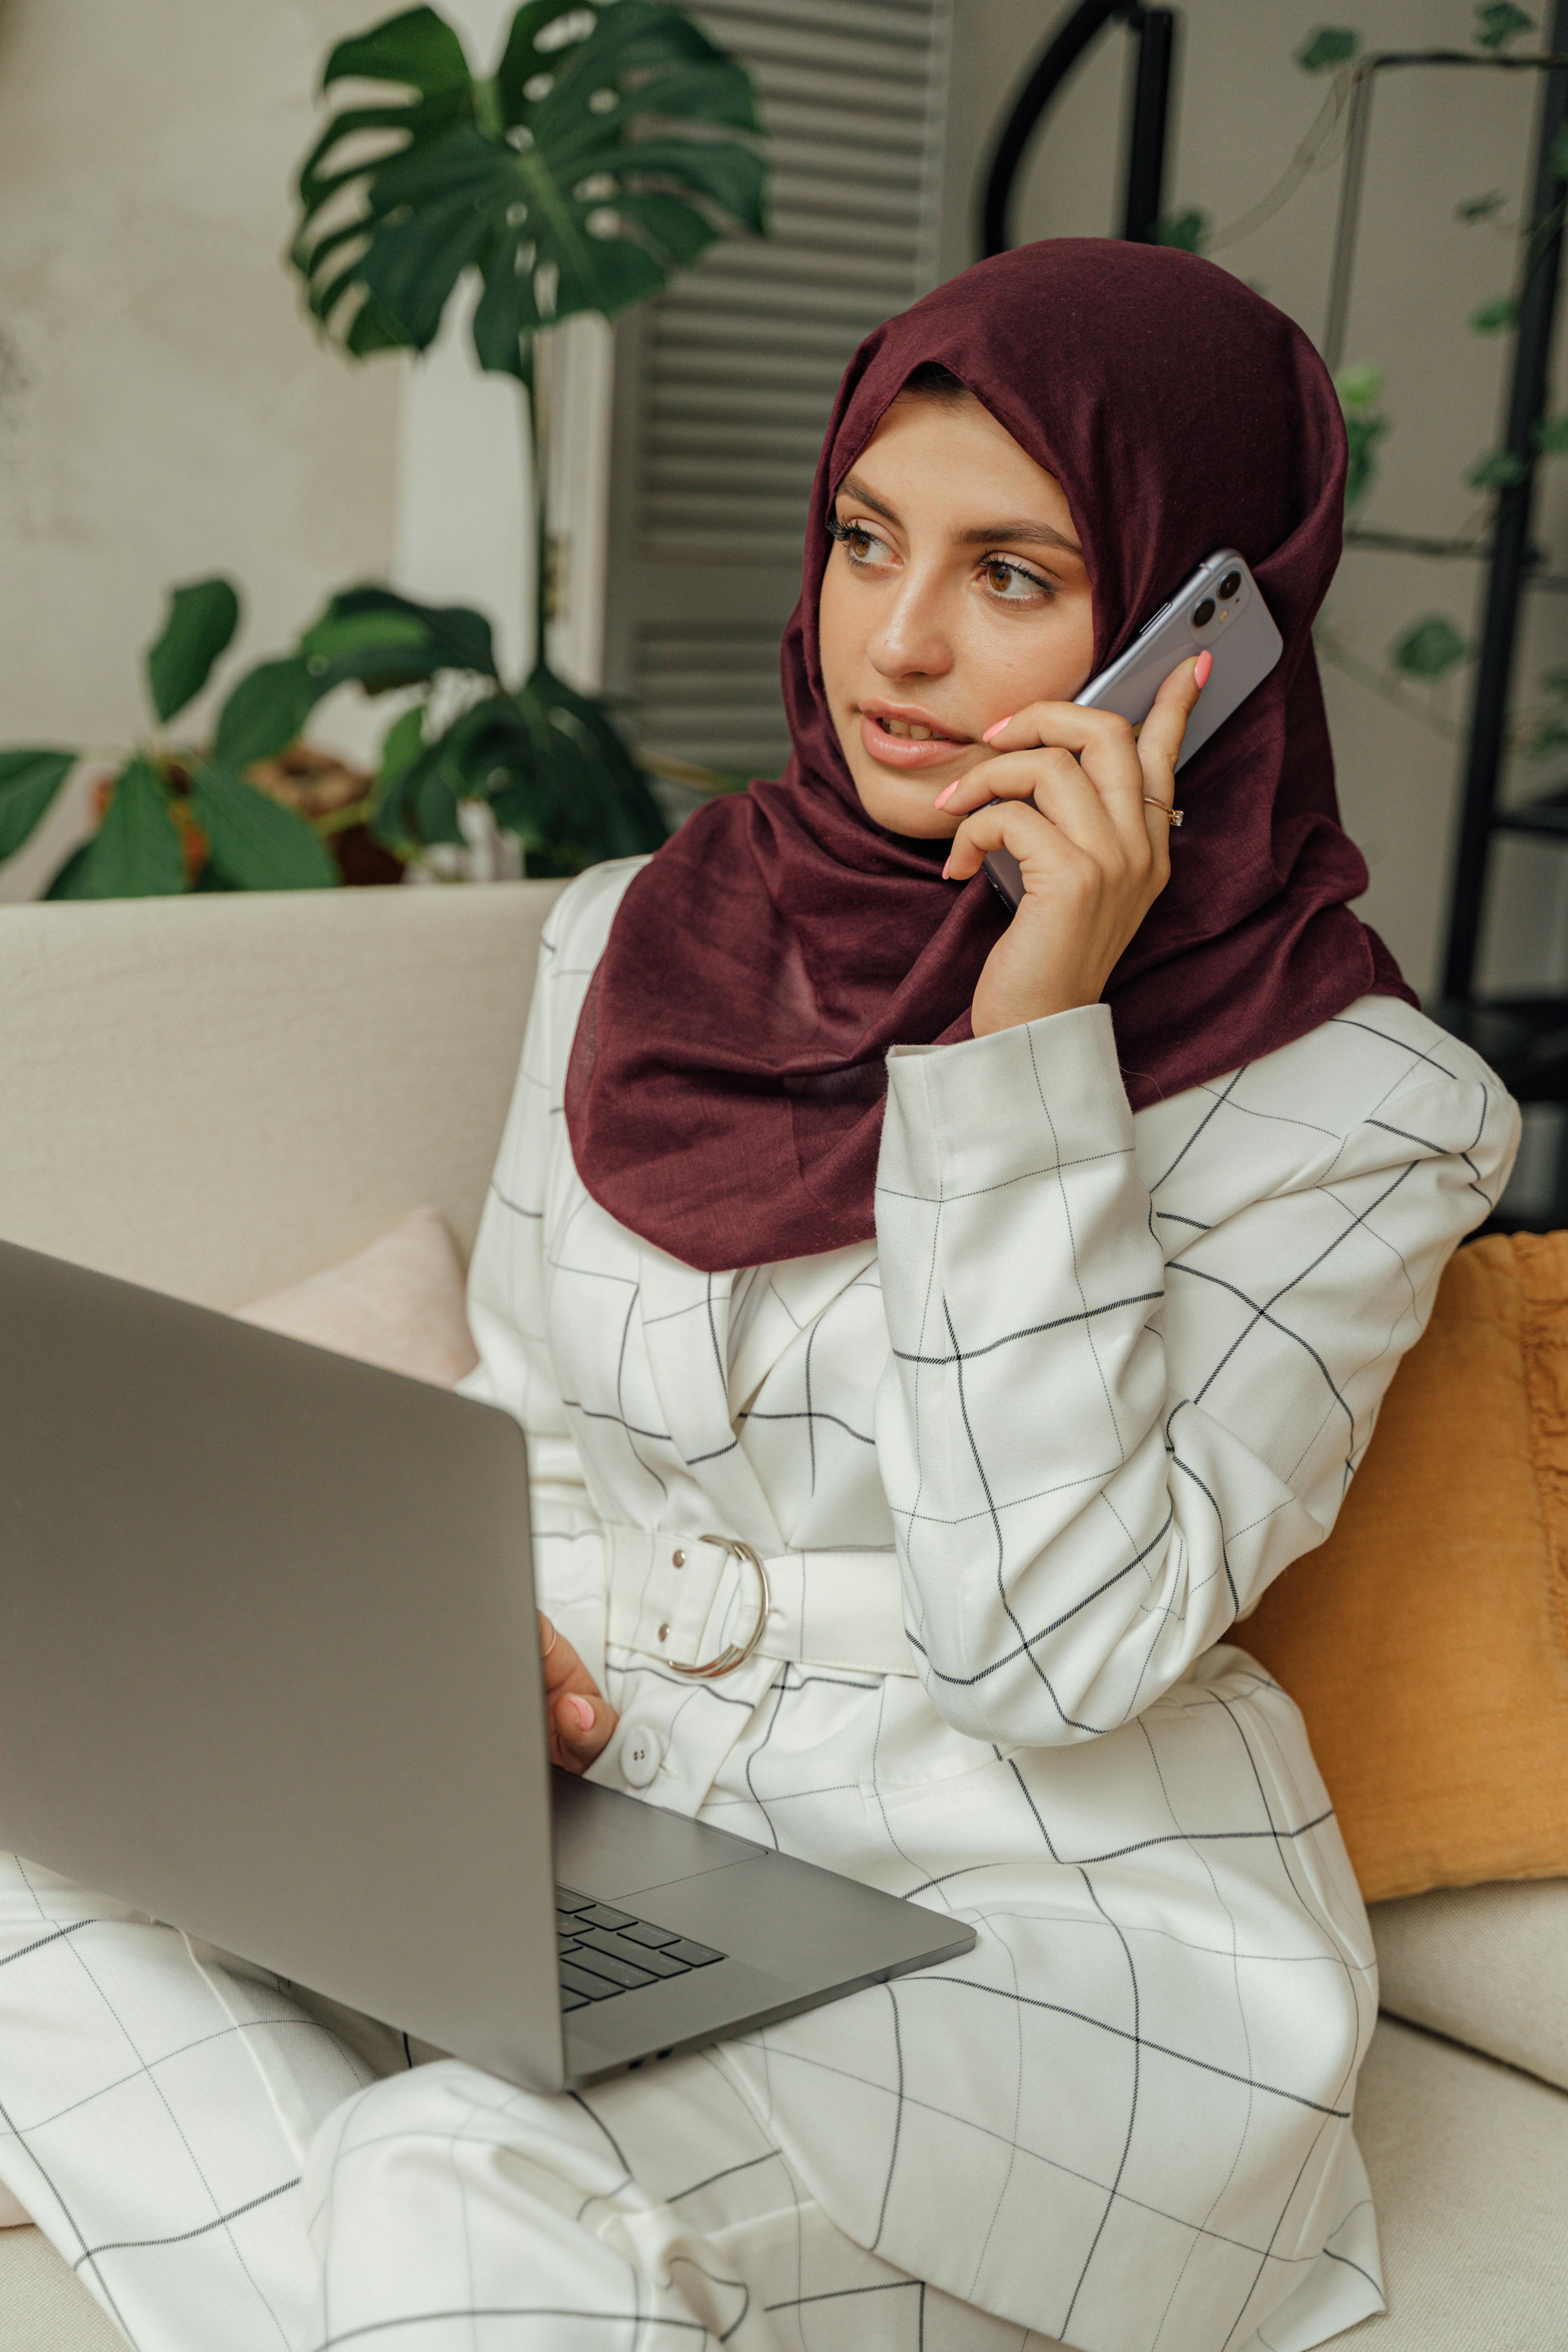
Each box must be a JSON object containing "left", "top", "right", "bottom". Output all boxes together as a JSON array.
[{"left": 600, "top": 0, "right": 954, "bottom": 794}]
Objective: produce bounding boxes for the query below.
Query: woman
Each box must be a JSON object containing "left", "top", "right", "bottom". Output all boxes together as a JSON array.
[{"left": 0, "top": 242, "right": 1515, "bottom": 2352}]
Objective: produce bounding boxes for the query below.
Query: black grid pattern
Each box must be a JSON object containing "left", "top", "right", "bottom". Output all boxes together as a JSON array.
[
  {"left": 457, "top": 862, "right": 1515, "bottom": 2351},
  {"left": 0, "top": 858, "right": 1517, "bottom": 2352}
]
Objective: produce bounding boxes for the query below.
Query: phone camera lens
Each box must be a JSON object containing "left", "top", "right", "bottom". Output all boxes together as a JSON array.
[
  {"left": 1218, "top": 570, "right": 1241, "bottom": 600},
  {"left": 1192, "top": 598, "right": 1216, "bottom": 628}
]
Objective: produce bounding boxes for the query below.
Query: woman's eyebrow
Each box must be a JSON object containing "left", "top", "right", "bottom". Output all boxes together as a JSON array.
[
  {"left": 833, "top": 476, "right": 1082, "bottom": 561},
  {"left": 835, "top": 473, "right": 899, "bottom": 524},
  {"left": 956, "top": 517, "right": 1083, "bottom": 556}
]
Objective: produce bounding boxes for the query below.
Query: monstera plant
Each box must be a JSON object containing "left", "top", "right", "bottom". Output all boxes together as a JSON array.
[{"left": 288, "top": 0, "right": 770, "bottom": 871}]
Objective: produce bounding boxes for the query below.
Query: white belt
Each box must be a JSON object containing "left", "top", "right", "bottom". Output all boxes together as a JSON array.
[{"left": 602, "top": 1524, "right": 917, "bottom": 1679}]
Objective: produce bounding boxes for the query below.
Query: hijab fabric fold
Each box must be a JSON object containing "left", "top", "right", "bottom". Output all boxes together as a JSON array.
[{"left": 566, "top": 239, "right": 1414, "bottom": 1274}]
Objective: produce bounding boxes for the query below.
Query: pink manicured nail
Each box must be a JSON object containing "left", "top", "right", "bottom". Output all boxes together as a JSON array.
[
  {"left": 563, "top": 1694, "right": 595, "bottom": 1735},
  {"left": 981, "top": 715, "right": 1014, "bottom": 744},
  {"left": 941, "top": 857, "right": 953, "bottom": 880},
  {"left": 933, "top": 781, "right": 959, "bottom": 809},
  {"left": 1193, "top": 650, "right": 1213, "bottom": 688}
]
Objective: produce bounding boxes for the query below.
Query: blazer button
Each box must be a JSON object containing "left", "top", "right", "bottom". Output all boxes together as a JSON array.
[{"left": 620, "top": 1722, "right": 663, "bottom": 1789}]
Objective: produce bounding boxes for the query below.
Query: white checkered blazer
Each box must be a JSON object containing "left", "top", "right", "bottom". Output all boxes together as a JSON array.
[{"left": 461, "top": 859, "right": 1518, "bottom": 2352}]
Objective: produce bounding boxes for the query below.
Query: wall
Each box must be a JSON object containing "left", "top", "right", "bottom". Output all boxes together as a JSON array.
[
  {"left": 7, "top": 0, "right": 1568, "bottom": 998},
  {"left": 940, "top": 0, "right": 1568, "bottom": 1006},
  {"left": 0, "top": 0, "right": 401, "bottom": 900}
]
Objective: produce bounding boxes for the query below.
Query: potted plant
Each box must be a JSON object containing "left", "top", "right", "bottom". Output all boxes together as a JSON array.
[
  {"left": 287, "top": 0, "right": 770, "bottom": 873},
  {"left": 0, "top": 0, "right": 768, "bottom": 897},
  {"left": 0, "top": 579, "right": 351, "bottom": 897}
]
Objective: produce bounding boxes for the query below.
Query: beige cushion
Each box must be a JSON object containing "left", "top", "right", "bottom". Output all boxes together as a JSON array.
[
  {"left": 1348, "top": 2019, "right": 1568, "bottom": 2345},
  {"left": 1370, "top": 1878, "right": 1568, "bottom": 2092},
  {"left": 237, "top": 1205, "right": 478, "bottom": 1388},
  {"left": 0, "top": 881, "right": 561, "bottom": 1308},
  {"left": 0, "top": 2227, "right": 120, "bottom": 2348}
]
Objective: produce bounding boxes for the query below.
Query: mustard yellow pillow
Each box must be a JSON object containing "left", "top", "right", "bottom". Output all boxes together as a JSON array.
[{"left": 1242, "top": 1231, "right": 1568, "bottom": 1902}]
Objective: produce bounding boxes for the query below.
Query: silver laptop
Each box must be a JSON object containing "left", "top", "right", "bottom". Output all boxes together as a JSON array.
[{"left": 0, "top": 1238, "right": 973, "bottom": 2090}]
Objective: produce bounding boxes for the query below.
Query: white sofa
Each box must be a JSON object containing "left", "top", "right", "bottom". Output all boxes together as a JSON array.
[{"left": 0, "top": 884, "right": 1563, "bottom": 2350}]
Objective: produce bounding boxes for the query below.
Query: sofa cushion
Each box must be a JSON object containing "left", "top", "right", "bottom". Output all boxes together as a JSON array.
[
  {"left": 0, "top": 882, "right": 561, "bottom": 1309},
  {"left": 0, "top": 2227, "right": 121, "bottom": 2349},
  {"left": 237, "top": 1205, "right": 478, "bottom": 1388},
  {"left": 1243, "top": 1232, "right": 1568, "bottom": 1900},
  {"left": 1370, "top": 1876, "right": 1568, "bottom": 2092},
  {"left": 1347, "top": 2018, "right": 1568, "bottom": 2347}
]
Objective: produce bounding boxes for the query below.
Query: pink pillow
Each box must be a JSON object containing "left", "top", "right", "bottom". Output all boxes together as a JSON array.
[{"left": 237, "top": 1207, "right": 478, "bottom": 1388}]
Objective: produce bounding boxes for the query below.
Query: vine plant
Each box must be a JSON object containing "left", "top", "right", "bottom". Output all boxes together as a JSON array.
[{"left": 1157, "top": 3, "right": 1568, "bottom": 761}]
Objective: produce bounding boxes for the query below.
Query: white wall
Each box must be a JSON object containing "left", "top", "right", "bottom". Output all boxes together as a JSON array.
[
  {"left": 0, "top": 0, "right": 403, "bottom": 900},
  {"left": 941, "top": 0, "right": 1568, "bottom": 1002},
  {"left": 388, "top": 0, "right": 612, "bottom": 695}
]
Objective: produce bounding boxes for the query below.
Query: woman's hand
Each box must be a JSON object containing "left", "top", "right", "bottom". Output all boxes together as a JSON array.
[
  {"left": 939, "top": 654, "right": 1207, "bottom": 1037},
  {"left": 540, "top": 1613, "right": 618, "bottom": 1775}
]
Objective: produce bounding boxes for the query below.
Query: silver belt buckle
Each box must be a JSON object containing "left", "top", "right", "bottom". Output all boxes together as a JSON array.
[{"left": 666, "top": 1535, "right": 771, "bottom": 1680}]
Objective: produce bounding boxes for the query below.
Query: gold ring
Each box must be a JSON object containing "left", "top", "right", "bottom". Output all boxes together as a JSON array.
[
  {"left": 1143, "top": 798, "right": 1183, "bottom": 827},
  {"left": 666, "top": 1536, "right": 771, "bottom": 1680}
]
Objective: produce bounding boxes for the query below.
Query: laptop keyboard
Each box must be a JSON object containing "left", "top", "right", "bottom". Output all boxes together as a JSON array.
[{"left": 555, "top": 1885, "right": 726, "bottom": 2010}]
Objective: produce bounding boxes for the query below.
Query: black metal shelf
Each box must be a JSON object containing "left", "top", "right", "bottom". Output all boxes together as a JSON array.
[
  {"left": 1432, "top": 992, "right": 1568, "bottom": 1098},
  {"left": 1491, "top": 787, "right": 1568, "bottom": 835}
]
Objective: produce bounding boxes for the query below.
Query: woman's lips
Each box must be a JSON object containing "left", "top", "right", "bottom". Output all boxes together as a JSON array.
[{"left": 858, "top": 710, "right": 973, "bottom": 771}]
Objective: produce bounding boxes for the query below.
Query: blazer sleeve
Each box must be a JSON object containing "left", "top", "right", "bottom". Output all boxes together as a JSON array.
[
  {"left": 873, "top": 1000, "right": 1519, "bottom": 1748},
  {"left": 457, "top": 898, "right": 609, "bottom": 1679}
]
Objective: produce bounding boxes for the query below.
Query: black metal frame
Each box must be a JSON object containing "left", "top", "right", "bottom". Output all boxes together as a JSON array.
[{"left": 980, "top": 1, "right": 1177, "bottom": 259}]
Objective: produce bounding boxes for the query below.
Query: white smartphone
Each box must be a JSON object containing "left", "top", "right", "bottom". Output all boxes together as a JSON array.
[{"left": 982, "top": 548, "right": 1283, "bottom": 913}]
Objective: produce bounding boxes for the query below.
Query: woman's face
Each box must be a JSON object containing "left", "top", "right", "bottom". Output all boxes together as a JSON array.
[{"left": 818, "top": 390, "right": 1096, "bottom": 838}]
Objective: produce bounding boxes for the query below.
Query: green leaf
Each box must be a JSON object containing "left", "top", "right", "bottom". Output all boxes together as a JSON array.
[
  {"left": 1334, "top": 362, "right": 1385, "bottom": 413},
  {"left": 376, "top": 664, "right": 666, "bottom": 869},
  {"left": 0, "top": 748, "right": 76, "bottom": 860},
  {"left": 299, "top": 584, "right": 499, "bottom": 688},
  {"left": 1535, "top": 413, "right": 1568, "bottom": 454},
  {"left": 301, "top": 612, "right": 430, "bottom": 661},
  {"left": 1152, "top": 209, "right": 1209, "bottom": 255},
  {"left": 1466, "top": 448, "right": 1529, "bottom": 491},
  {"left": 1470, "top": 296, "right": 1519, "bottom": 334},
  {"left": 211, "top": 657, "right": 321, "bottom": 768},
  {"left": 1474, "top": 2, "right": 1535, "bottom": 50},
  {"left": 1390, "top": 615, "right": 1470, "bottom": 682},
  {"left": 372, "top": 703, "right": 427, "bottom": 824},
  {"left": 144, "top": 578, "right": 241, "bottom": 725},
  {"left": 191, "top": 765, "right": 339, "bottom": 890},
  {"left": 291, "top": 0, "right": 769, "bottom": 380},
  {"left": 47, "top": 758, "right": 186, "bottom": 898},
  {"left": 1296, "top": 26, "right": 1359, "bottom": 72},
  {"left": 1455, "top": 191, "right": 1506, "bottom": 223},
  {"left": 1336, "top": 366, "right": 1390, "bottom": 510},
  {"left": 321, "top": 6, "right": 472, "bottom": 97}
]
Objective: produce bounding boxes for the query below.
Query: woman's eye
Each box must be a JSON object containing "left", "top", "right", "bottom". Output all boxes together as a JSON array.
[
  {"left": 982, "top": 556, "right": 1053, "bottom": 604},
  {"left": 832, "top": 517, "right": 895, "bottom": 568}
]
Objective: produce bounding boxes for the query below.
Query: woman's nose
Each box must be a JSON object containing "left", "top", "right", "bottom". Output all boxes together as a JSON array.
[{"left": 866, "top": 573, "right": 955, "bottom": 682}]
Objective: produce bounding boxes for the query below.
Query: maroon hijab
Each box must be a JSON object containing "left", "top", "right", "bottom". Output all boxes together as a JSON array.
[{"left": 566, "top": 239, "right": 1414, "bottom": 1273}]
